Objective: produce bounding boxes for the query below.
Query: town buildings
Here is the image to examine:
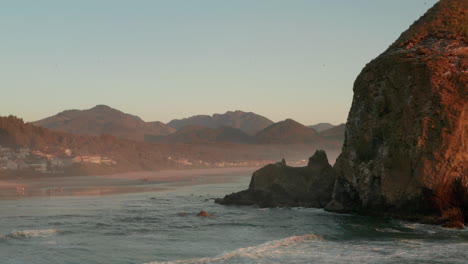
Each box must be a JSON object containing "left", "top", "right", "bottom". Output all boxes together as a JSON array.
[{"left": 0, "top": 145, "right": 116, "bottom": 173}]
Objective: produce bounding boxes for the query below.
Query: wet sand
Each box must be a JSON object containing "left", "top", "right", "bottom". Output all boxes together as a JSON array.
[{"left": 0, "top": 167, "right": 256, "bottom": 199}]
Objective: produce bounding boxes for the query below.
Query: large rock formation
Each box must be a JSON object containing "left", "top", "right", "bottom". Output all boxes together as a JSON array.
[
  {"left": 215, "top": 150, "right": 336, "bottom": 207},
  {"left": 326, "top": 0, "right": 467, "bottom": 227}
]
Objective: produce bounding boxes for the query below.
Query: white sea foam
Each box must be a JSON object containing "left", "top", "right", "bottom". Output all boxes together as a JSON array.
[
  {"left": 145, "top": 234, "right": 322, "bottom": 264},
  {"left": 1, "top": 229, "right": 62, "bottom": 239}
]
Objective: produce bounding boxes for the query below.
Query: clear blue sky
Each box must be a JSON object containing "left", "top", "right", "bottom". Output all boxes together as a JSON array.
[{"left": 1, "top": 0, "right": 437, "bottom": 125}]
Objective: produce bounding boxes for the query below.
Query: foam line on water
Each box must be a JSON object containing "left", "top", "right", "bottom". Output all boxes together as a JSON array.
[
  {"left": 145, "top": 234, "right": 322, "bottom": 264},
  {"left": 1, "top": 229, "right": 62, "bottom": 239}
]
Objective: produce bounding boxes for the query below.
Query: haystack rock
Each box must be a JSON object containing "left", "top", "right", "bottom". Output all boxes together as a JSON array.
[
  {"left": 215, "top": 150, "right": 336, "bottom": 208},
  {"left": 326, "top": 0, "right": 467, "bottom": 227}
]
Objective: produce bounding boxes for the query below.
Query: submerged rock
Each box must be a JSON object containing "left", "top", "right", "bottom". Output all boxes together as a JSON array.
[
  {"left": 326, "top": 0, "right": 467, "bottom": 227},
  {"left": 215, "top": 150, "right": 336, "bottom": 208}
]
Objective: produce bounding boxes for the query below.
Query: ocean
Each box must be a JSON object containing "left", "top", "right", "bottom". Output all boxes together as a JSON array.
[{"left": 0, "top": 171, "right": 467, "bottom": 264}]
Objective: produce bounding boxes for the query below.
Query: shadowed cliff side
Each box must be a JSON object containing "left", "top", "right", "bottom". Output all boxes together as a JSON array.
[
  {"left": 215, "top": 150, "right": 336, "bottom": 208},
  {"left": 326, "top": 0, "right": 467, "bottom": 228}
]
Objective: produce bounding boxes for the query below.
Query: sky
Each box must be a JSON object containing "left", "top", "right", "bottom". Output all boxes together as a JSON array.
[{"left": 1, "top": 0, "right": 438, "bottom": 125}]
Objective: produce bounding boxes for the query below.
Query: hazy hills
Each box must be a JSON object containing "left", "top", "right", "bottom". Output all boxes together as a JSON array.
[
  {"left": 32, "top": 105, "right": 344, "bottom": 145},
  {"left": 152, "top": 125, "right": 254, "bottom": 144},
  {"left": 308, "top": 123, "right": 335, "bottom": 132},
  {"left": 0, "top": 115, "right": 176, "bottom": 173},
  {"left": 255, "top": 119, "right": 322, "bottom": 144},
  {"left": 319, "top": 123, "right": 345, "bottom": 142},
  {"left": 149, "top": 119, "right": 345, "bottom": 145},
  {"left": 1, "top": 115, "right": 343, "bottom": 176},
  {"left": 167, "top": 110, "right": 274, "bottom": 135},
  {"left": 33, "top": 105, "right": 175, "bottom": 141}
]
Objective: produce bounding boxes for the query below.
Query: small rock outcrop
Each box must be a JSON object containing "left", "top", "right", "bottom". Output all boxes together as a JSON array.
[
  {"left": 196, "top": 211, "right": 211, "bottom": 217},
  {"left": 326, "top": 0, "right": 467, "bottom": 227},
  {"left": 215, "top": 150, "right": 336, "bottom": 207}
]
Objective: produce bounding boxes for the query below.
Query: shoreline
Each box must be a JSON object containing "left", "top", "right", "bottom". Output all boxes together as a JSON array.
[{"left": 0, "top": 166, "right": 257, "bottom": 199}]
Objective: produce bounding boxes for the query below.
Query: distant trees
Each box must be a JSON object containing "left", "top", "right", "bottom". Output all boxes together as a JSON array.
[{"left": 0, "top": 115, "right": 342, "bottom": 176}]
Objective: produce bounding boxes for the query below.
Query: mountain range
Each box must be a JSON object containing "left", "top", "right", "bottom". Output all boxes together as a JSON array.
[
  {"left": 32, "top": 105, "right": 344, "bottom": 145},
  {"left": 150, "top": 119, "right": 343, "bottom": 145},
  {"left": 0, "top": 115, "right": 343, "bottom": 176}
]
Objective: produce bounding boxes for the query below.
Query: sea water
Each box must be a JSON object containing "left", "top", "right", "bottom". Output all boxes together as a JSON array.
[{"left": 1, "top": 174, "right": 467, "bottom": 264}]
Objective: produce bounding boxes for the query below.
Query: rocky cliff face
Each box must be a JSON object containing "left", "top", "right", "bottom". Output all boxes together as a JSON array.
[
  {"left": 216, "top": 150, "right": 336, "bottom": 207},
  {"left": 326, "top": 0, "right": 467, "bottom": 228}
]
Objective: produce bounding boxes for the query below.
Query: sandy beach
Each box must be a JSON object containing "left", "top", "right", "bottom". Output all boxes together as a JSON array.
[{"left": 0, "top": 167, "right": 257, "bottom": 199}]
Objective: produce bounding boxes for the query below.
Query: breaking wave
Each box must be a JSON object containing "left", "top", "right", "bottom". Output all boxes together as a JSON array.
[
  {"left": 1, "top": 229, "right": 62, "bottom": 239},
  {"left": 145, "top": 234, "right": 322, "bottom": 264}
]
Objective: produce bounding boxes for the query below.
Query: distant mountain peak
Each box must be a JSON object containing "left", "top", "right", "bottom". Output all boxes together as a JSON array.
[
  {"left": 255, "top": 119, "right": 322, "bottom": 144},
  {"left": 33, "top": 105, "right": 174, "bottom": 141},
  {"left": 167, "top": 110, "right": 274, "bottom": 135},
  {"left": 89, "top": 104, "right": 124, "bottom": 114},
  {"left": 92, "top": 104, "right": 112, "bottom": 109},
  {"left": 225, "top": 110, "right": 245, "bottom": 114},
  {"left": 283, "top": 118, "right": 297, "bottom": 123},
  {"left": 308, "top": 123, "right": 336, "bottom": 133}
]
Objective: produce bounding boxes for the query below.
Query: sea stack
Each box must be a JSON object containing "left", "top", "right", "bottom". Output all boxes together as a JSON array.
[
  {"left": 326, "top": 0, "right": 467, "bottom": 227},
  {"left": 216, "top": 150, "right": 336, "bottom": 207}
]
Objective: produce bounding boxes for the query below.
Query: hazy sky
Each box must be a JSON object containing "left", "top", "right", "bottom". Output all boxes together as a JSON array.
[{"left": 1, "top": 0, "right": 437, "bottom": 125}]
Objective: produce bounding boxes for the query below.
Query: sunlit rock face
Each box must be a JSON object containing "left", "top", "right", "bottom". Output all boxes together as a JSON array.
[{"left": 326, "top": 0, "right": 467, "bottom": 227}]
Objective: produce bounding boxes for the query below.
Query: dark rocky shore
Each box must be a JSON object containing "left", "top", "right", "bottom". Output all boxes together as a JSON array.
[{"left": 216, "top": 0, "right": 467, "bottom": 229}]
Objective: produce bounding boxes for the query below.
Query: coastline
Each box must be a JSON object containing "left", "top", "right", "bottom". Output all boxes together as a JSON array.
[{"left": 0, "top": 167, "right": 257, "bottom": 199}]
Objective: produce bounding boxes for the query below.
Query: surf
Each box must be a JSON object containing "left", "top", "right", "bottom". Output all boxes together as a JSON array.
[
  {"left": 1, "top": 229, "right": 62, "bottom": 240},
  {"left": 145, "top": 234, "right": 322, "bottom": 264}
]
